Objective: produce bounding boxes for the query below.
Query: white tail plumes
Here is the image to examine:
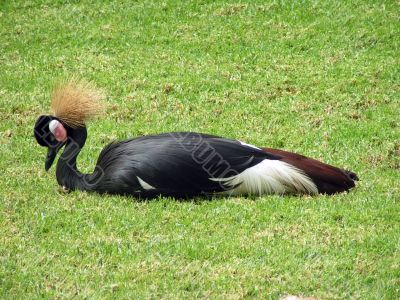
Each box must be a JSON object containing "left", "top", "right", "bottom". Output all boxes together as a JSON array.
[{"left": 210, "top": 159, "right": 318, "bottom": 196}]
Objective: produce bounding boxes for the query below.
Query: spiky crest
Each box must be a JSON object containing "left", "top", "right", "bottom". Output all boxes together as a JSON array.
[{"left": 51, "top": 79, "right": 104, "bottom": 127}]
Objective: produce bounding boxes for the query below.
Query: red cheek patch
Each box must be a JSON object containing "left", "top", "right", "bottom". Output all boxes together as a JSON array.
[{"left": 49, "top": 120, "right": 67, "bottom": 142}]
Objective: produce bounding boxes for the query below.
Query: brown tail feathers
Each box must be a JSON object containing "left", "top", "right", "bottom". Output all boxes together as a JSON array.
[{"left": 262, "top": 148, "right": 358, "bottom": 195}]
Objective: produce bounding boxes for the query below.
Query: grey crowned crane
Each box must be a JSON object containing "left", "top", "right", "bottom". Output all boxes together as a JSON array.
[{"left": 34, "top": 80, "right": 358, "bottom": 198}]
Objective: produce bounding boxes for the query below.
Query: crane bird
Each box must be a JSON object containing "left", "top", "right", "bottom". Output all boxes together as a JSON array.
[{"left": 34, "top": 80, "right": 358, "bottom": 198}]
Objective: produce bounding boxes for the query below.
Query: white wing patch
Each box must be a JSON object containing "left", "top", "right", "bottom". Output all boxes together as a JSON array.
[
  {"left": 137, "top": 176, "right": 155, "bottom": 190},
  {"left": 210, "top": 159, "right": 318, "bottom": 196},
  {"left": 239, "top": 141, "right": 262, "bottom": 150}
]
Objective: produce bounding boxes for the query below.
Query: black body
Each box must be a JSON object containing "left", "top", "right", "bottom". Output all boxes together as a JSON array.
[
  {"left": 54, "top": 128, "right": 281, "bottom": 198},
  {"left": 34, "top": 117, "right": 358, "bottom": 198}
]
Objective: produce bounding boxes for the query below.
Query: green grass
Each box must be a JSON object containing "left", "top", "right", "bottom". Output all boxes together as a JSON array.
[{"left": 1, "top": 0, "right": 399, "bottom": 298}]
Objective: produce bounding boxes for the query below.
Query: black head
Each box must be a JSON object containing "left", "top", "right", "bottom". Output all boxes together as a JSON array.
[{"left": 34, "top": 115, "right": 67, "bottom": 171}]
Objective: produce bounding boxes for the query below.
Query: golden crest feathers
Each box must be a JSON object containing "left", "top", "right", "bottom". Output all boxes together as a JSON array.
[{"left": 51, "top": 79, "right": 105, "bottom": 127}]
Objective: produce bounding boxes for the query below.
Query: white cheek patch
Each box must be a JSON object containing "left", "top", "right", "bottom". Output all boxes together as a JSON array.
[
  {"left": 49, "top": 120, "right": 58, "bottom": 133},
  {"left": 49, "top": 120, "right": 67, "bottom": 142}
]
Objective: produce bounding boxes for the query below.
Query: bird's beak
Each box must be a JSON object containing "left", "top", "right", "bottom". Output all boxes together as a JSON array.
[
  {"left": 44, "top": 147, "right": 57, "bottom": 171},
  {"left": 45, "top": 147, "right": 59, "bottom": 171}
]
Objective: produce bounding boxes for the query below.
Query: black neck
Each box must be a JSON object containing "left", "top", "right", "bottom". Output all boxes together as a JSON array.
[{"left": 55, "top": 126, "right": 94, "bottom": 191}]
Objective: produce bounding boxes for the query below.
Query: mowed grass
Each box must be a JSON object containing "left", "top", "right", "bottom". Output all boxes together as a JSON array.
[{"left": 0, "top": 0, "right": 399, "bottom": 298}]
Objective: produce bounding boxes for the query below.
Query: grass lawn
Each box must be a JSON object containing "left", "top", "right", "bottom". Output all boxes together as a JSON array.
[{"left": 1, "top": 0, "right": 399, "bottom": 298}]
